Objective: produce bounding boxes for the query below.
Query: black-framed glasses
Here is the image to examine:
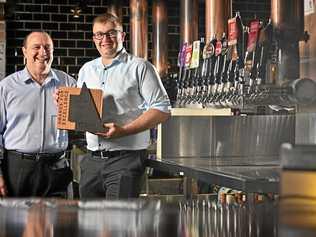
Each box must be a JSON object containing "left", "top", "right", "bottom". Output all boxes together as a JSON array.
[{"left": 92, "top": 30, "right": 121, "bottom": 40}]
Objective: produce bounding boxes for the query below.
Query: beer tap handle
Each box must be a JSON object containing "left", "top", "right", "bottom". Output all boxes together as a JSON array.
[
  {"left": 236, "top": 13, "right": 246, "bottom": 68},
  {"left": 257, "top": 19, "right": 273, "bottom": 85},
  {"left": 176, "top": 43, "right": 188, "bottom": 103},
  {"left": 200, "top": 40, "right": 213, "bottom": 103},
  {"left": 182, "top": 43, "right": 193, "bottom": 104},
  {"left": 187, "top": 40, "right": 201, "bottom": 104}
]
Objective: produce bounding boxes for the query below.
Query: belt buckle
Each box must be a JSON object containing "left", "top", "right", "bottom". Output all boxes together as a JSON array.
[
  {"left": 35, "top": 153, "right": 41, "bottom": 161},
  {"left": 100, "top": 151, "right": 109, "bottom": 159}
]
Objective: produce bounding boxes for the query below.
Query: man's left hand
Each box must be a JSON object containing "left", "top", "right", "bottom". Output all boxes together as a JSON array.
[{"left": 96, "top": 123, "right": 126, "bottom": 139}]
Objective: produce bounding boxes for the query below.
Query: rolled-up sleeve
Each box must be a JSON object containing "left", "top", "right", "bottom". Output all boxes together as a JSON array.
[{"left": 138, "top": 61, "right": 171, "bottom": 113}]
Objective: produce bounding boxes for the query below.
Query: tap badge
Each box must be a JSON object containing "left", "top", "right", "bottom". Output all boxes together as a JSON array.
[
  {"left": 215, "top": 40, "right": 222, "bottom": 56},
  {"left": 203, "top": 41, "right": 215, "bottom": 59},
  {"left": 221, "top": 40, "right": 228, "bottom": 55}
]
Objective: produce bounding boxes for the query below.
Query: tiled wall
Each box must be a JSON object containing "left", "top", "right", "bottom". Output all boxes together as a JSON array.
[{"left": 5, "top": 0, "right": 270, "bottom": 78}]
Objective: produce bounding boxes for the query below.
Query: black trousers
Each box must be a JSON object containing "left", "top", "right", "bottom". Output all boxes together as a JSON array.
[
  {"left": 79, "top": 150, "right": 147, "bottom": 199},
  {"left": 2, "top": 152, "right": 73, "bottom": 197}
]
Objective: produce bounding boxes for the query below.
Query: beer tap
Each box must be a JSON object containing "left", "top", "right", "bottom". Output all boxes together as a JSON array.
[
  {"left": 208, "top": 49, "right": 220, "bottom": 104},
  {"left": 189, "top": 68, "right": 200, "bottom": 104},
  {"left": 193, "top": 38, "right": 206, "bottom": 104},
  {"left": 251, "top": 46, "right": 265, "bottom": 103},
  {"left": 236, "top": 13, "right": 247, "bottom": 106},
  {"left": 181, "top": 43, "right": 193, "bottom": 105},
  {"left": 197, "top": 41, "right": 210, "bottom": 103},
  {"left": 222, "top": 59, "right": 234, "bottom": 106},
  {"left": 227, "top": 11, "right": 245, "bottom": 106},
  {"left": 248, "top": 50, "right": 258, "bottom": 101},
  {"left": 255, "top": 19, "right": 273, "bottom": 100},
  {"left": 210, "top": 38, "right": 223, "bottom": 105},
  {"left": 203, "top": 36, "right": 217, "bottom": 104},
  {"left": 231, "top": 58, "right": 240, "bottom": 105},
  {"left": 188, "top": 40, "right": 202, "bottom": 104},
  {"left": 179, "top": 69, "right": 189, "bottom": 105},
  {"left": 245, "top": 18, "right": 261, "bottom": 100},
  {"left": 217, "top": 33, "right": 231, "bottom": 106},
  {"left": 176, "top": 43, "right": 187, "bottom": 105},
  {"left": 182, "top": 69, "right": 192, "bottom": 105}
]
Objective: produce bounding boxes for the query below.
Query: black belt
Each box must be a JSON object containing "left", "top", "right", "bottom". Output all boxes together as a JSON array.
[
  {"left": 6, "top": 150, "right": 65, "bottom": 162},
  {"left": 91, "top": 150, "right": 135, "bottom": 159}
]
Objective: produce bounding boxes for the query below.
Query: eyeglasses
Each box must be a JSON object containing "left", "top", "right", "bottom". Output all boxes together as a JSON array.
[{"left": 92, "top": 30, "right": 121, "bottom": 40}]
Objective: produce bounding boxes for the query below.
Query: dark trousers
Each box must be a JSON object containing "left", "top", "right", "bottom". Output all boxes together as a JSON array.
[
  {"left": 2, "top": 152, "right": 73, "bottom": 197},
  {"left": 79, "top": 150, "right": 147, "bottom": 199}
]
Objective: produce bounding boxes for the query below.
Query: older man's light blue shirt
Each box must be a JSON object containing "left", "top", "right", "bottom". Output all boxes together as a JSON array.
[
  {"left": 0, "top": 67, "right": 76, "bottom": 153},
  {"left": 78, "top": 48, "right": 171, "bottom": 151}
]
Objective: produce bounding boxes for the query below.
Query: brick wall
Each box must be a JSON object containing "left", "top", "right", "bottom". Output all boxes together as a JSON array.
[{"left": 5, "top": 0, "right": 270, "bottom": 78}]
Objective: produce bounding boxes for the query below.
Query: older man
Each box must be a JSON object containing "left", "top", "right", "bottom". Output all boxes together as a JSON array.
[{"left": 0, "top": 31, "right": 76, "bottom": 197}]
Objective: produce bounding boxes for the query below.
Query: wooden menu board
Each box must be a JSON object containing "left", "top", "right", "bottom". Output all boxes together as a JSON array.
[{"left": 57, "top": 83, "right": 104, "bottom": 133}]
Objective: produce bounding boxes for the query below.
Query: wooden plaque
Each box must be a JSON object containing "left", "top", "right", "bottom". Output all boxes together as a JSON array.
[{"left": 57, "top": 86, "right": 104, "bottom": 132}]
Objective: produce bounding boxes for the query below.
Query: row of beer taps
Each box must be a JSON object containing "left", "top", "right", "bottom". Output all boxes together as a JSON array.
[{"left": 175, "top": 13, "right": 295, "bottom": 108}]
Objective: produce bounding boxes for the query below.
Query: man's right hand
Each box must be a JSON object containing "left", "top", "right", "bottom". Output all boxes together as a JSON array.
[{"left": 0, "top": 176, "right": 7, "bottom": 197}]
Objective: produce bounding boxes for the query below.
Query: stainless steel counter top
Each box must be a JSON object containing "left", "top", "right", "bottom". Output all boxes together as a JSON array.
[{"left": 146, "top": 157, "right": 280, "bottom": 193}]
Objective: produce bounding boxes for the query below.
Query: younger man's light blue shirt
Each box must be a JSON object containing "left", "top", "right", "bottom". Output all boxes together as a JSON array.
[{"left": 77, "top": 48, "right": 171, "bottom": 151}]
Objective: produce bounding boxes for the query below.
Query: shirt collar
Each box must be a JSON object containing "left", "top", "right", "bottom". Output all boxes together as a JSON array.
[
  {"left": 21, "top": 67, "right": 59, "bottom": 84},
  {"left": 115, "top": 48, "right": 128, "bottom": 63},
  {"left": 96, "top": 47, "right": 128, "bottom": 69}
]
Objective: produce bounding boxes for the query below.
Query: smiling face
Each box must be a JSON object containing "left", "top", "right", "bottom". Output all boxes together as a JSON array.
[
  {"left": 92, "top": 21, "right": 125, "bottom": 64},
  {"left": 22, "top": 32, "right": 54, "bottom": 79}
]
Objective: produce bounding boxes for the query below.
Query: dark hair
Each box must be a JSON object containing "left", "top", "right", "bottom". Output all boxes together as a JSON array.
[
  {"left": 92, "top": 13, "right": 123, "bottom": 31},
  {"left": 23, "top": 31, "right": 53, "bottom": 48}
]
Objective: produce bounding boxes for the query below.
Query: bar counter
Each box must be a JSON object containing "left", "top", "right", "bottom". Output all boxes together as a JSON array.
[{"left": 146, "top": 156, "right": 280, "bottom": 193}]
